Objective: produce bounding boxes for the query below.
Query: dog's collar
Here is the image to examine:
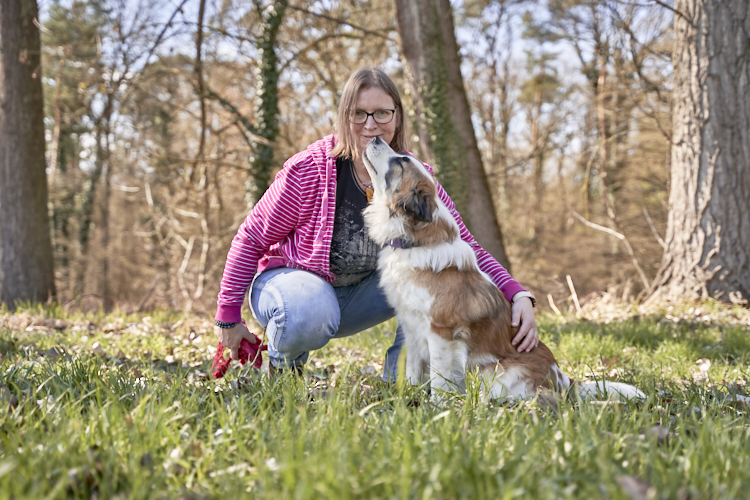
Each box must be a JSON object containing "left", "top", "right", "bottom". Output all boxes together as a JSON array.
[{"left": 387, "top": 238, "right": 416, "bottom": 249}]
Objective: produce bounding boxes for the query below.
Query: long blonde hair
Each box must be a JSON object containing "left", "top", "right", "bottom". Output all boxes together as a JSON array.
[{"left": 331, "top": 67, "right": 406, "bottom": 159}]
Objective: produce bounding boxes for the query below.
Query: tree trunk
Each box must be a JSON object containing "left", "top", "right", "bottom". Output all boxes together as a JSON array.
[
  {"left": 48, "top": 50, "right": 66, "bottom": 184},
  {"left": 650, "top": 0, "right": 750, "bottom": 305},
  {"left": 100, "top": 123, "right": 113, "bottom": 310},
  {"left": 0, "top": 0, "right": 57, "bottom": 306},
  {"left": 246, "top": 0, "right": 286, "bottom": 207},
  {"left": 498, "top": 54, "right": 513, "bottom": 215},
  {"left": 75, "top": 98, "right": 110, "bottom": 297},
  {"left": 191, "top": 0, "right": 207, "bottom": 188},
  {"left": 395, "top": 0, "right": 512, "bottom": 271},
  {"left": 529, "top": 84, "right": 543, "bottom": 239}
]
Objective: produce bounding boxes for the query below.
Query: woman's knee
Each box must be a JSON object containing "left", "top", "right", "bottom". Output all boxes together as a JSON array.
[{"left": 251, "top": 269, "right": 340, "bottom": 354}]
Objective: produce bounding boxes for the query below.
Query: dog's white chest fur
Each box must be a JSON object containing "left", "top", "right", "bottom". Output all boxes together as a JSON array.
[
  {"left": 378, "top": 248, "right": 433, "bottom": 318},
  {"left": 377, "top": 248, "right": 435, "bottom": 384},
  {"left": 376, "top": 244, "right": 477, "bottom": 390}
]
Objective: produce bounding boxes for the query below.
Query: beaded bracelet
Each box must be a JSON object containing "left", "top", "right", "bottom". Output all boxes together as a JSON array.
[{"left": 215, "top": 320, "right": 239, "bottom": 329}]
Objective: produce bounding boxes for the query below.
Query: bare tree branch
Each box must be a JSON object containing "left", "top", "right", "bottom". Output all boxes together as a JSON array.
[
  {"left": 566, "top": 202, "right": 651, "bottom": 291},
  {"left": 286, "top": 3, "right": 394, "bottom": 40},
  {"left": 566, "top": 275, "right": 583, "bottom": 315},
  {"left": 643, "top": 207, "right": 666, "bottom": 249},
  {"left": 143, "top": 0, "right": 190, "bottom": 66},
  {"left": 204, "top": 87, "right": 272, "bottom": 146},
  {"left": 195, "top": 0, "right": 207, "bottom": 162},
  {"left": 177, "top": 235, "right": 195, "bottom": 312},
  {"left": 650, "top": 0, "right": 692, "bottom": 24}
]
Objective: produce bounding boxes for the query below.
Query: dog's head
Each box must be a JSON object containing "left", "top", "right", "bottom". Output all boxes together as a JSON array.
[
  {"left": 363, "top": 137, "right": 437, "bottom": 224},
  {"left": 363, "top": 137, "right": 456, "bottom": 247}
]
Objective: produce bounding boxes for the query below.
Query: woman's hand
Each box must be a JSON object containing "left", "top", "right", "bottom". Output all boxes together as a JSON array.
[
  {"left": 214, "top": 322, "right": 257, "bottom": 360},
  {"left": 510, "top": 297, "right": 539, "bottom": 352}
]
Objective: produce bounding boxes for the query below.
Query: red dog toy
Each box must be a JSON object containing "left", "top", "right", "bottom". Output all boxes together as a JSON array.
[{"left": 211, "top": 332, "right": 267, "bottom": 379}]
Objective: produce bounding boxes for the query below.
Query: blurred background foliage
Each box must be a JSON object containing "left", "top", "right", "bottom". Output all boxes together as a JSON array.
[{"left": 38, "top": 0, "right": 673, "bottom": 314}]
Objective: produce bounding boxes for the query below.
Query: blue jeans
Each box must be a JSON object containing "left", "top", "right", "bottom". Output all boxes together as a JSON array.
[{"left": 249, "top": 267, "right": 404, "bottom": 381}]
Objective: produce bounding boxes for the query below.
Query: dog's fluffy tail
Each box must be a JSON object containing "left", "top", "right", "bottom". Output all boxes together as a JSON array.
[
  {"left": 555, "top": 368, "right": 644, "bottom": 400},
  {"left": 575, "top": 380, "right": 645, "bottom": 400}
]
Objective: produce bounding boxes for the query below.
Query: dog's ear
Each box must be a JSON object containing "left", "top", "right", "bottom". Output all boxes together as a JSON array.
[
  {"left": 401, "top": 188, "right": 435, "bottom": 224},
  {"left": 385, "top": 166, "right": 397, "bottom": 191}
]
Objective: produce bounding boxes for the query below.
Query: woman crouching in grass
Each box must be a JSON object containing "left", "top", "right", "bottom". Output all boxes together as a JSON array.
[{"left": 213, "top": 67, "right": 539, "bottom": 379}]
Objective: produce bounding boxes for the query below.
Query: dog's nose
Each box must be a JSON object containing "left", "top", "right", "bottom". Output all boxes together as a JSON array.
[{"left": 372, "top": 136, "right": 383, "bottom": 145}]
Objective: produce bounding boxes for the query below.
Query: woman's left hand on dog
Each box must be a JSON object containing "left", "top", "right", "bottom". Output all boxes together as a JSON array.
[{"left": 511, "top": 297, "right": 539, "bottom": 352}]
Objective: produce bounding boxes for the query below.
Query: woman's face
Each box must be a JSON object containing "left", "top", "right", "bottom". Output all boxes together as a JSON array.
[{"left": 350, "top": 86, "right": 399, "bottom": 156}]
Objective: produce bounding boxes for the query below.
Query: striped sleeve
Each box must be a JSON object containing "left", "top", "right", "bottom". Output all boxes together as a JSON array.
[
  {"left": 215, "top": 163, "right": 305, "bottom": 322},
  {"left": 433, "top": 180, "right": 526, "bottom": 303}
]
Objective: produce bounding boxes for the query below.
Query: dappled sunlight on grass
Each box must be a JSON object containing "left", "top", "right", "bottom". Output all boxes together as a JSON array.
[
  {"left": 1, "top": 305, "right": 749, "bottom": 498},
  {"left": 543, "top": 314, "right": 750, "bottom": 387}
]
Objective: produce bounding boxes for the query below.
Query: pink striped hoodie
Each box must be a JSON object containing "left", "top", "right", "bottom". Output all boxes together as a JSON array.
[{"left": 216, "top": 135, "right": 525, "bottom": 323}]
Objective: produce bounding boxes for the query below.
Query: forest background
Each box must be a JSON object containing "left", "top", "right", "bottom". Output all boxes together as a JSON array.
[{"left": 26, "top": 0, "right": 675, "bottom": 315}]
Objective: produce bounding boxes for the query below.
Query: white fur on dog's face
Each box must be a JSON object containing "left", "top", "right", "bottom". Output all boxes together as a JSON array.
[
  {"left": 363, "top": 137, "right": 459, "bottom": 250},
  {"left": 361, "top": 136, "right": 395, "bottom": 197},
  {"left": 362, "top": 137, "right": 434, "bottom": 197}
]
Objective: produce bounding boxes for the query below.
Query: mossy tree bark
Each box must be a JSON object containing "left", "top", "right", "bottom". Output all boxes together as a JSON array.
[
  {"left": 246, "top": 0, "right": 286, "bottom": 207},
  {"left": 395, "top": 0, "right": 512, "bottom": 271},
  {"left": 0, "top": 0, "right": 57, "bottom": 306},
  {"left": 650, "top": 0, "right": 750, "bottom": 305}
]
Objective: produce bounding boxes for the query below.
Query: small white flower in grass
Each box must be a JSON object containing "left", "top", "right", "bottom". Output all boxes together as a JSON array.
[
  {"left": 692, "top": 358, "right": 711, "bottom": 383},
  {"left": 564, "top": 442, "right": 572, "bottom": 454},
  {"left": 210, "top": 463, "right": 256, "bottom": 478},
  {"left": 265, "top": 457, "right": 279, "bottom": 471},
  {"left": 91, "top": 341, "right": 106, "bottom": 355},
  {"left": 554, "top": 430, "right": 563, "bottom": 441}
]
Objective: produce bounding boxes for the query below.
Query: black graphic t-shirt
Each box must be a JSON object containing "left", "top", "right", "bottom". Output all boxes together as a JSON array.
[{"left": 329, "top": 157, "right": 381, "bottom": 287}]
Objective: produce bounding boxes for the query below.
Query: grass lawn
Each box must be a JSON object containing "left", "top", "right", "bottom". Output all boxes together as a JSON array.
[{"left": 1, "top": 302, "right": 750, "bottom": 499}]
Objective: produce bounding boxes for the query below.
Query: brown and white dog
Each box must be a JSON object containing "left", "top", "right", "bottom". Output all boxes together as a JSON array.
[{"left": 362, "top": 137, "right": 643, "bottom": 401}]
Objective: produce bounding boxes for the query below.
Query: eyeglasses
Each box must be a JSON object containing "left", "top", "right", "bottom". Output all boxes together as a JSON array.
[{"left": 348, "top": 109, "right": 396, "bottom": 125}]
